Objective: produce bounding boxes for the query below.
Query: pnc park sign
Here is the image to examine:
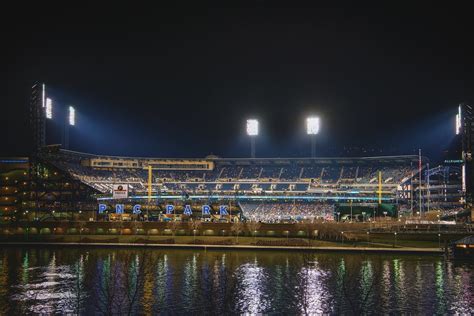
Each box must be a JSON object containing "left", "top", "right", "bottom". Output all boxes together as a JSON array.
[{"left": 98, "top": 204, "right": 229, "bottom": 216}]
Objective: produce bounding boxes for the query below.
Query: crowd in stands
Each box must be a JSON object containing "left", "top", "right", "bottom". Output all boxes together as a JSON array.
[
  {"left": 240, "top": 202, "right": 335, "bottom": 223},
  {"left": 260, "top": 166, "right": 282, "bottom": 178},
  {"left": 43, "top": 151, "right": 419, "bottom": 195},
  {"left": 240, "top": 166, "right": 261, "bottom": 179},
  {"left": 219, "top": 166, "right": 241, "bottom": 179},
  {"left": 280, "top": 167, "right": 300, "bottom": 181}
]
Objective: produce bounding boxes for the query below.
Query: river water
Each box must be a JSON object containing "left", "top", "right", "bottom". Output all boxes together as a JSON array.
[{"left": 0, "top": 246, "right": 472, "bottom": 315}]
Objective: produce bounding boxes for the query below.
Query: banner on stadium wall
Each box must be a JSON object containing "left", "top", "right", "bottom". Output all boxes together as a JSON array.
[{"left": 113, "top": 184, "right": 129, "bottom": 199}]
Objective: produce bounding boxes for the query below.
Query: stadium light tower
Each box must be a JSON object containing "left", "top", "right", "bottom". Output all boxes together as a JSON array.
[
  {"left": 69, "top": 106, "right": 75, "bottom": 126},
  {"left": 306, "top": 116, "right": 320, "bottom": 158},
  {"left": 45, "top": 98, "right": 53, "bottom": 119},
  {"left": 247, "top": 119, "right": 259, "bottom": 158},
  {"left": 456, "top": 105, "right": 461, "bottom": 135},
  {"left": 64, "top": 105, "right": 75, "bottom": 149}
]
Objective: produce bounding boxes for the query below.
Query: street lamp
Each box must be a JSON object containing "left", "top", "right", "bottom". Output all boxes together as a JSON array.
[
  {"left": 437, "top": 214, "right": 441, "bottom": 233},
  {"left": 349, "top": 199, "right": 353, "bottom": 223},
  {"left": 306, "top": 116, "right": 320, "bottom": 158},
  {"left": 246, "top": 119, "right": 258, "bottom": 158}
]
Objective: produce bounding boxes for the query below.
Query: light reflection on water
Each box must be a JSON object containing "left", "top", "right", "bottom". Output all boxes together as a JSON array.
[{"left": 0, "top": 247, "right": 472, "bottom": 315}]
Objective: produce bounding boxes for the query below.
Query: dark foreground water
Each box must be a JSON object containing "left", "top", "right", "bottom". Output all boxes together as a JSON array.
[{"left": 0, "top": 247, "right": 472, "bottom": 315}]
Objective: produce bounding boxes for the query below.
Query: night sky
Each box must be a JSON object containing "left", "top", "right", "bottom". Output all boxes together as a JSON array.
[{"left": 2, "top": 3, "right": 473, "bottom": 161}]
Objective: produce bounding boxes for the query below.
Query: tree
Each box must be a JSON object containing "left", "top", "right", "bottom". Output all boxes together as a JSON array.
[
  {"left": 91, "top": 250, "right": 158, "bottom": 315},
  {"left": 246, "top": 221, "right": 261, "bottom": 242},
  {"left": 188, "top": 220, "right": 202, "bottom": 243},
  {"left": 167, "top": 220, "right": 180, "bottom": 237},
  {"left": 65, "top": 255, "right": 87, "bottom": 315},
  {"left": 77, "top": 221, "right": 86, "bottom": 242},
  {"left": 230, "top": 221, "right": 244, "bottom": 244},
  {"left": 296, "top": 221, "right": 316, "bottom": 246},
  {"left": 111, "top": 220, "right": 124, "bottom": 235},
  {"left": 339, "top": 255, "right": 382, "bottom": 314},
  {"left": 131, "top": 221, "right": 143, "bottom": 235}
]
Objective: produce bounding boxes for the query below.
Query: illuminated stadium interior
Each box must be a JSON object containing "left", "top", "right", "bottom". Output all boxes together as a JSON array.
[
  {"left": 0, "top": 143, "right": 465, "bottom": 223},
  {"left": 44, "top": 148, "right": 421, "bottom": 197}
]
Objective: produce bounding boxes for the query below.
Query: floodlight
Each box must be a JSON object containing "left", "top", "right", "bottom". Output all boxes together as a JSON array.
[
  {"left": 42, "top": 84, "right": 46, "bottom": 108},
  {"left": 306, "top": 117, "right": 320, "bottom": 135},
  {"left": 69, "top": 106, "right": 75, "bottom": 126},
  {"left": 456, "top": 105, "right": 461, "bottom": 135},
  {"left": 46, "top": 98, "right": 52, "bottom": 119},
  {"left": 247, "top": 119, "right": 259, "bottom": 136}
]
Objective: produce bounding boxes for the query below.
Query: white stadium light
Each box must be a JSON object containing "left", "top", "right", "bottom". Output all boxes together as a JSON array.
[
  {"left": 456, "top": 105, "right": 461, "bottom": 135},
  {"left": 69, "top": 106, "right": 75, "bottom": 126},
  {"left": 42, "top": 83, "right": 46, "bottom": 108},
  {"left": 46, "top": 98, "right": 53, "bottom": 119},
  {"left": 247, "top": 119, "right": 259, "bottom": 136},
  {"left": 462, "top": 164, "right": 466, "bottom": 192},
  {"left": 306, "top": 116, "right": 320, "bottom": 135}
]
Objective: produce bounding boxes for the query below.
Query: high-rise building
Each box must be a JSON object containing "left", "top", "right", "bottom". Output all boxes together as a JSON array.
[{"left": 458, "top": 103, "right": 473, "bottom": 202}]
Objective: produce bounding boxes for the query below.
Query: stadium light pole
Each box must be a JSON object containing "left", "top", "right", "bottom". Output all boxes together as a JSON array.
[
  {"left": 44, "top": 97, "right": 53, "bottom": 147},
  {"left": 45, "top": 98, "right": 53, "bottom": 120},
  {"left": 65, "top": 105, "right": 75, "bottom": 150},
  {"left": 247, "top": 119, "right": 259, "bottom": 158},
  {"left": 306, "top": 116, "right": 320, "bottom": 158}
]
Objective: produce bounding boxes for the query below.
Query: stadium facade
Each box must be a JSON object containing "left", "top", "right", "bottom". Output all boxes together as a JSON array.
[{"left": 0, "top": 145, "right": 465, "bottom": 223}]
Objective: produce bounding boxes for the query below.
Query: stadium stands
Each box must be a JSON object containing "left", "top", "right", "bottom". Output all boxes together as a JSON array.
[
  {"left": 280, "top": 165, "right": 301, "bottom": 181},
  {"left": 41, "top": 150, "right": 422, "bottom": 203},
  {"left": 240, "top": 202, "right": 335, "bottom": 222},
  {"left": 240, "top": 166, "right": 261, "bottom": 179},
  {"left": 5, "top": 148, "right": 466, "bottom": 224},
  {"left": 301, "top": 166, "right": 323, "bottom": 179},
  {"left": 259, "top": 166, "right": 282, "bottom": 179}
]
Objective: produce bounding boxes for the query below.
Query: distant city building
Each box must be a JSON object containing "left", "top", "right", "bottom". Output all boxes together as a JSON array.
[{"left": 458, "top": 103, "right": 473, "bottom": 202}]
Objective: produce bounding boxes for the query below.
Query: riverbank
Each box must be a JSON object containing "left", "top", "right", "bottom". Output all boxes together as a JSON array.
[{"left": 0, "top": 235, "right": 445, "bottom": 254}]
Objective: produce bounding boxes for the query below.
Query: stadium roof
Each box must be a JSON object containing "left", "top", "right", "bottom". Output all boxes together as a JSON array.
[{"left": 45, "top": 147, "right": 427, "bottom": 165}]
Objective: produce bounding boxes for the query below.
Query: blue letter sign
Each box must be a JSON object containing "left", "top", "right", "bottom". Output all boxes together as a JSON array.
[
  {"left": 166, "top": 204, "right": 174, "bottom": 214},
  {"left": 184, "top": 205, "right": 192, "bottom": 215},
  {"left": 98, "top": 204, "right": 107, "bottom": 214},
  {"left": 202, "top": 205, "right": 211, "bottom": 215},
  {"left": 133, "top": 204, "right": 141, "bottom": 214},
  {"left": 116, "top": 204, "right": 124, "bottom": 214},
  {"left": 219, "top": 205, "right": 228, "bottom": 216}
]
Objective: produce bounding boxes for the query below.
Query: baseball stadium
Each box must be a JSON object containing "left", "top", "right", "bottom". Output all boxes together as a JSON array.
[{"left": 0, "top": 83, "right": 471, "bottom": 243}]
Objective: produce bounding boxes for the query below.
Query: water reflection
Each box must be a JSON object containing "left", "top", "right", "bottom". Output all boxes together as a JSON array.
[
  {"left": 12, "top": 252, "right": 77, "bottom": 314},
  {"left": 0, "top": 247, "right": 472, "bottom": 315},
  {"left": 234, "top": 260, "right": 268, "bottom": 313}
]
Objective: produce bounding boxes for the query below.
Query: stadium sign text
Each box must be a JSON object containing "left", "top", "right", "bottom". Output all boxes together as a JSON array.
[{"left": 98, "top": 204, "right": 229, "bottom": 215}]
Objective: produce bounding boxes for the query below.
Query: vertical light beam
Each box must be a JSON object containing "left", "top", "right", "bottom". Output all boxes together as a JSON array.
[
  {"left": 46, "top": 98, "right": 53, "bottom": 119},
  {"left": 69, "top": 106, "right": 75, "bottom": 126}
]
